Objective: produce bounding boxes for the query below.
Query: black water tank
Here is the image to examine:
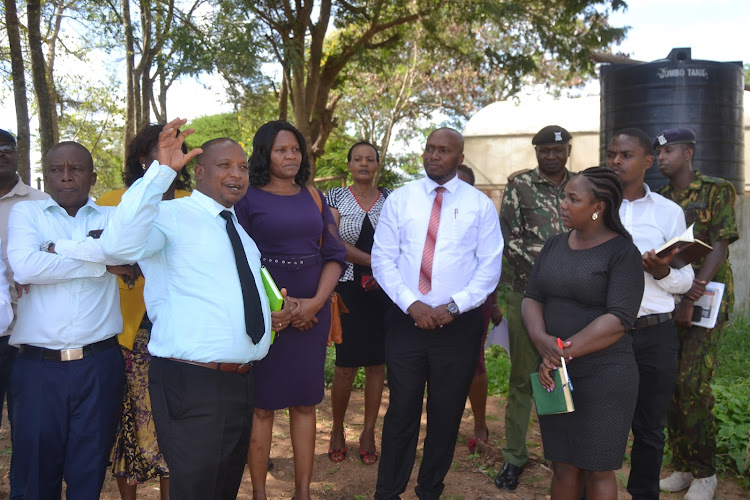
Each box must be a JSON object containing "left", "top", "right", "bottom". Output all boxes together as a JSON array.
[{"left": 600, "top": 48, "right": 745, "bottom": 193}]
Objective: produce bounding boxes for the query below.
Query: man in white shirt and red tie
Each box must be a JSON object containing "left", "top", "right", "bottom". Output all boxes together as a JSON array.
[{"left": 372, "top": 128, "right": 503, "bottom": 500}]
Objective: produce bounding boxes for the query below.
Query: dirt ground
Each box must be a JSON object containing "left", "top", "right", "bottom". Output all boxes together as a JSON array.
[{"left": 0, "top": 389, "right": 745, "bottom": 499}]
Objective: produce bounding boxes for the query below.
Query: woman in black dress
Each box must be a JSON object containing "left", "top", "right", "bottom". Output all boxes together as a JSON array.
[
  {"left": 522, "top": 167, "right": 644, "bottom": 499},
  {"left": 326, "top": 141, "right": 391, "bottom": 465}
]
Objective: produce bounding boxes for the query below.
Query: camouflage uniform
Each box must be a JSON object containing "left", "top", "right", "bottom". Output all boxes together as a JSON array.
[
  {"left": 499, "top": 166, "right": 569, "bottom": 467},
  {"left": 658, "top": 171, "right": 739, "bottom": 477}
]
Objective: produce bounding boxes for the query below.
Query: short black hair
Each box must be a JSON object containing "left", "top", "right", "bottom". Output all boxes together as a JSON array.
[
  {"left": 347, "top": 141, "right": 379, "bottom": 163},
  {"left": 249, "top": 121, "right": 311, "bottom": 187},
  {"left": 196, "top": 138, "right": 241, "bottom": 165},
  {"left": 125, "top": 124, "right": 191, "bottom": 190},
  {"left": 612, "top": 128, "right": 654, "bottom": 156},
  {"left": 456, "top": 164, "right": 475, "bottom": 185},
  {"left": 44, "top": 141, "right": 93, "bottom": 171},
  {"left": 0, "top": 129, "right": 16, "bottom": 145}
]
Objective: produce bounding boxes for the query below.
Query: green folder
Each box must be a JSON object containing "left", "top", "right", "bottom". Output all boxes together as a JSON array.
[
  {"left": 260, "top": 266, "right": 283, "bottom": 342},
  {"left": 530, "top": 366, "right": 575, "bottom": 415}
]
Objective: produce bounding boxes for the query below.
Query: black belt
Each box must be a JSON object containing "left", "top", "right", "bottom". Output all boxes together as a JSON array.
[
  {"left": 632, "top": 312, "right": 673, "bottom": 330},
  {"left": 261, "top": 253, "right": 321, "bottom": 271},
  {"left": 18, "top": 336, "right": 119, "bottom": 362}
]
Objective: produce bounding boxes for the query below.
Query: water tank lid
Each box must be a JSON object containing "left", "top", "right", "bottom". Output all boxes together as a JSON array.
[{"left": 666, "top": 47, "right": 691, "bottom": 62}]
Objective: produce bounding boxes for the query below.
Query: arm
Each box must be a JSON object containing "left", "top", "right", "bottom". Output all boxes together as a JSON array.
[
  {"left": 675, "top": 181, "right": 737, "bottom": 325},
  {"left": 54, "top": 118, "right": 200, "bottom": 263},
  {"left": 649, "top": 207, "right": 694, "bottom": 295},
  {"left": 450, "top": 197, "right": 503, "bottom": 314},
  {"left": 290, "top": 193, "right": 347, "bottom": 330},
  {"left": 499, "top": 180, "right": 535, "bottom": 277},
  {"left": 7, "top": 204, "right": 107, "bottom": 284},
  {"left": 0, "top": 250, "right": 14, "bottom": 334},
  {"left": 372, "top": 195, "right": 417, "bottom": 313},
  {"left": 673, "top": 240, "right": 728, "bottom": 327},
  {"left": 289, "top": 261, "right": 342, "bottom": 330}
]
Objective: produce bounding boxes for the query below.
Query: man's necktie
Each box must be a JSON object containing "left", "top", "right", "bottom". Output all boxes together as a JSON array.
[
  {"left": 418, "top": 187, "right": 446, "bottom": 294},
  {"left": 220, "top": 210, "right": 265, "bottom": 343}
]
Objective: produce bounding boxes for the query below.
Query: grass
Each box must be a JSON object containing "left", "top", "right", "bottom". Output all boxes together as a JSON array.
[{"left": 711, "top": 311, "right": 750, "bottom": 484}]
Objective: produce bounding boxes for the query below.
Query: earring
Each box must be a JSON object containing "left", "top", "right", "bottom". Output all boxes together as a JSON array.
[{"left": 592, "top": 212, "right": 599, "bottom": 221}]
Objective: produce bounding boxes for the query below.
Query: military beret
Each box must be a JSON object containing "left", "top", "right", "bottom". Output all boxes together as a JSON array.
[
  {"left": 532, "top": 125, "right": 571, "bottom": 145},
  {"left": 653, "top": 128, "right": 696, "bottom": 149}
]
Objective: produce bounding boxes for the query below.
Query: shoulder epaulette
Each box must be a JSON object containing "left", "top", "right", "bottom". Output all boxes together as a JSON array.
[{"left": 507, "top": 168, "right": 533, "bottom": 182}]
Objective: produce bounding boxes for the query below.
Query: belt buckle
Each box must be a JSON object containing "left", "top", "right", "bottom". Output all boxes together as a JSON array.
[{"left": 60, "top": 347, "right": 84, "bottom": 361}]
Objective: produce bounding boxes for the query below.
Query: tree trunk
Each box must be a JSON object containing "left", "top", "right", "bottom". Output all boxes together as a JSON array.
[
  {"left": 122, "top": 0, "right": 137, "bottom": 158},
  {"left": 3, "top": 0, "right": 31, "bottom": 184},
  {"left": 27, "top": 0, "right": 56, "bottom": 159}
]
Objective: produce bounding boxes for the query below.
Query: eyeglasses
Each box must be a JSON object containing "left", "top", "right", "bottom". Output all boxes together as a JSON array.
[{"left": 0, "top": 145, "right": 17, "bottom": 154}]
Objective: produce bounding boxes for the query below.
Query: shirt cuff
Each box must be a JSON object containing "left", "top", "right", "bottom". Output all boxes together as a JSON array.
[
  {"left": 396, "top": 289, "right": 418, "bottom": 314},
  {"left": 451, "top": 291, "right": 472, "bottom": 315}
]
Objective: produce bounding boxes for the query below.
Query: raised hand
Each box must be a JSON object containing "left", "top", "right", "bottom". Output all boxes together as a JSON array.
[{"left": 156, "top": 117, "right": 203, "bottom": 171}]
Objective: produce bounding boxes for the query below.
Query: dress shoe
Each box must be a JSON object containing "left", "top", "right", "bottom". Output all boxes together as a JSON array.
[{"left": 494, "top": 462, "right": 524, "bottom": 490}]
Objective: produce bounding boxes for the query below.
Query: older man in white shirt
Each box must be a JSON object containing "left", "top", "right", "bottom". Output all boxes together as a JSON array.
[
  {"left": 372, "top": 128, "right": 503, "bottom": 500},
  {"left": 53, "top": 120, "right": 291, "bottom": 500},
  {"left": 8, "top": 141, "right": 126, "bottom": 499}
]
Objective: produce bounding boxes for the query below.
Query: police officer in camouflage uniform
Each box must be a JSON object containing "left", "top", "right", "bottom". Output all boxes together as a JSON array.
[
  {"left": 495, "top": 125, "right": 572, "bottom": 490},
  {"left": 655, "top": 128, "right": 739, "bottom": 500}
]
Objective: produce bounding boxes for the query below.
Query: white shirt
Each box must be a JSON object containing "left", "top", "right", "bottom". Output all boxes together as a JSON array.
[
  {"left": 619, "top": 183, "right": 694, "bottom": 317},
  {"left": 55, "top": 163, "right": 272, "bottom": 364},
  {"left": 0, "top": 242, "right": 14, "bottom": 335},
  {"left": 7, "top": 198, "right": 121, "bottom": 349},
  {"left": 0, "top": 177, "right": 49, "bottom": 336},
  {"left": 372, "top": 174, "right": 503, "bottom": 314}
]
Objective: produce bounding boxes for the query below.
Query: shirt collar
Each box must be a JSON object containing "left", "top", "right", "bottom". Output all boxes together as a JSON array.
[
  {"left": 532, "top": 167, "right": 570, "bottom": 187},
  {"left": 191, "top": 188, "right": 236, "bottom": 219},
  {"left": 423, "top": 173, "right": 461, "bottom": 195},
  {"left": 625, "top": 183, "right": 660, "bottom": 204},
  {"left": 1, "top": 175, "right": 36, "bottom": 200},
  {"left": 42, "top": 196, "right": 104, "bottom": 215}
]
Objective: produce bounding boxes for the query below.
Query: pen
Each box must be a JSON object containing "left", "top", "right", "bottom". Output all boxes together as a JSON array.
[{"left": 454, "top": 208, "right": 457, "bottom": 219}]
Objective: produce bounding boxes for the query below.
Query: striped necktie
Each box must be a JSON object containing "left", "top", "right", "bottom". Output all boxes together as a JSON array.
[{"left": 418, "top": 187, "right": 446, "bottom": 294}]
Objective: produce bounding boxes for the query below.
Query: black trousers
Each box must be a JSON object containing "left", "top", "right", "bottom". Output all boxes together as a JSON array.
[
  {"left": 627, "top": 319, "right": 679, "bottom": 500},
  {"left": 149, "top": 357, "right": 254, "bottom": 500},
  {"left": 375, "top": 305, "right": 482, "bottom": 500}
]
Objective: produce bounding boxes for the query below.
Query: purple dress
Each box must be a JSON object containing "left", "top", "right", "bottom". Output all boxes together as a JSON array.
[{"left": 235, "top": 186, "right": 346, "bottom": 409}]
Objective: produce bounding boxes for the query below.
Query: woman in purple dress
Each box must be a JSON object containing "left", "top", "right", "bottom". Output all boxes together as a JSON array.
[{"left": 235, "top": 121, "right": 346, "bottom": 500}]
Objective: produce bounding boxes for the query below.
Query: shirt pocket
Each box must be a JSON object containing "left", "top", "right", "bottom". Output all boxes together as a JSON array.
[{"left": 445, "top": 207, "right": 480, "bottom": 243}]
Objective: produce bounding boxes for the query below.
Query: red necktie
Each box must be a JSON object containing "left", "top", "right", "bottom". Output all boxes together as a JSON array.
[{"left": 419, "top": 187, "right": 446, "bottom": 294}]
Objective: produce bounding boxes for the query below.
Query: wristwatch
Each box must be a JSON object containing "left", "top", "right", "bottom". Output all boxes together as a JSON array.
[
  {"left": 446, "top": 300, "right": 460, "bottom": 317},
  {"left": 40, "top": 240, "right": 54, "bottom": 253}
]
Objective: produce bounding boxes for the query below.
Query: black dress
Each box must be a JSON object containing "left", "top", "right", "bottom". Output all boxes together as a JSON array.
[
  {"left": 524, "top": 232, "right": 644, "bottom": 471},
  {"left": 327, "top": 187, "right": 392, "bottom": 367}
]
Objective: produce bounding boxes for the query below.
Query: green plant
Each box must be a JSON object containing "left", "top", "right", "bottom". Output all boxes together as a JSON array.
[{"left": 711, "top": 313, "right": 750, "bottom": 481}]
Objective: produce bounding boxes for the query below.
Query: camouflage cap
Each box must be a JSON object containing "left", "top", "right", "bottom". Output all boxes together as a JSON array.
[
  {"left": 532, "top": 125, "right": 571, "bottom": 145},
  {"left": 654, "top": 128, "right": 696, "bottom": 149}
]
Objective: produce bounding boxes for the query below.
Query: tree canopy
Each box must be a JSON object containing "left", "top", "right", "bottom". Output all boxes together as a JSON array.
[{"left": 1, "top": 0, "right": 629, "bottom": 188}]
